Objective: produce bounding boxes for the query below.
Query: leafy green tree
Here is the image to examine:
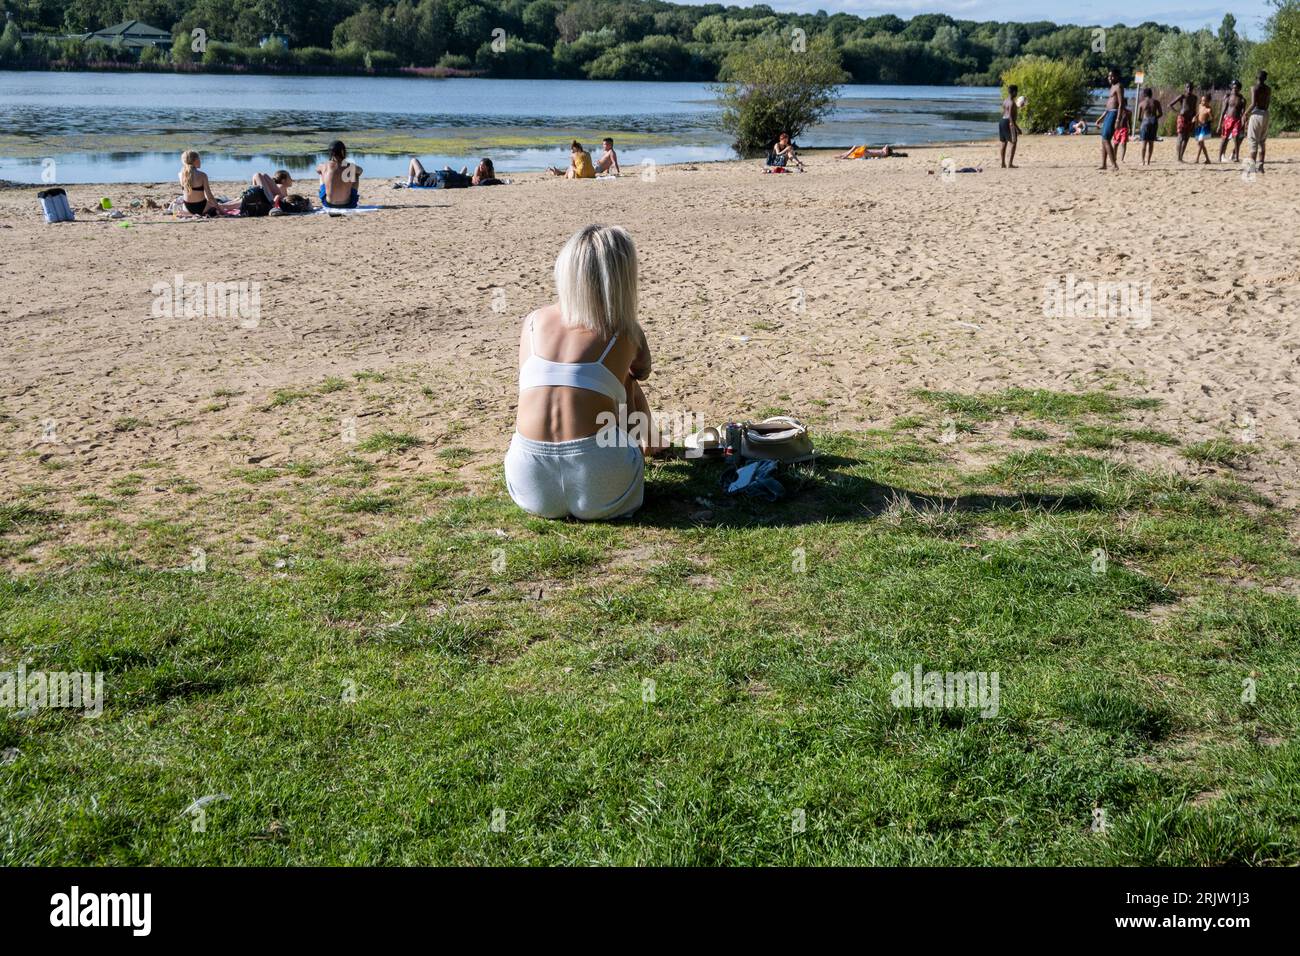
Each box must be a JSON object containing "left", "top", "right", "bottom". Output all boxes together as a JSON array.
[
  {"left": 1251, "top": 0, "right": 1300, "bottom": 129},
  {"left": 0, "top": 20, "right": 23, "bottom": 62},
  {"left": 520, "top": 0, "right": 559, "bottom": 46},
  {"left": 170, "top": 29, "right": 193, "bottom": 62},
  {"left": 901, "top": 13, "right": 954, "bottom": 42},
  {"left": 551, "top": 24, "right": 615, "bottom": 77},
  {"left": 1001, "top": 55, "right": 1088, "bottom": 133},
  {"left": 451, "top": 4, "right": 492, "bottom": 55},
  {"left": 930, "top": 23, "right": 963, "bottom": 57},
  {"left": 475, "top": 34, "right": 550, "bottom": 75},
  {"left": 585, "top": 33, "right": 698, "bottom": 80},
  {"left": 714, "top": 34, "right": 844, "bottom": 155},
  {"left": 1218, "top": 13, "right": 1240, "bottom": 67},
  {"left": 1148, "top": 29, "right": 1234, "bottom": 90}
]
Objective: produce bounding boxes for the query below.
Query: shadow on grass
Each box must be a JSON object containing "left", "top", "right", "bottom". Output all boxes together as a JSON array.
[{"left": 634, "top": 453, "right": 1101, "bottom": 529}]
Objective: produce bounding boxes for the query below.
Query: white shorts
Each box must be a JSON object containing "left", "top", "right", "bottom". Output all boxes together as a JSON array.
[
  {"left": 1247, "top": 112, "right": 1269, "bottom": 152},
  {"left": 504, "top": 432, "right": 643, "bottom": 521}
]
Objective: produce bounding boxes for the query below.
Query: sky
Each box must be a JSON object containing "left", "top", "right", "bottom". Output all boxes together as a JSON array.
[{"left": 692, "top": 1, "right": 1276, "bottom": 38}]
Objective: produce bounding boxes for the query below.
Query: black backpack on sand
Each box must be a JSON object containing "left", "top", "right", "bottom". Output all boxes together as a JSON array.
[{"left": 239, "top": 187, "right": 272, "bottom": 217}]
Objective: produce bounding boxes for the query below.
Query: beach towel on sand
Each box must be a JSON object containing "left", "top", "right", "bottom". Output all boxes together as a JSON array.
[{"left": 314, "top": 205, "right": 383, "bottom": 216}]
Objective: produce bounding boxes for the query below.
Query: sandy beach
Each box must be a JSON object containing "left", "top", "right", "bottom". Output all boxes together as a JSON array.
[{"left": 3, "top": 135, "right": 1298, "bottom": 564}]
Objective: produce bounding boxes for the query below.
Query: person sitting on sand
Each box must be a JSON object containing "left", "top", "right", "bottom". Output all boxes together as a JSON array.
[
  {"left": 836, "top": 144, "right": 893, "bottom": 159},
  {"left": 1069, "top": 117, "right": 1088, "bottom": 135},
  {"left": 178, "top": 150, "right": 237, "bottom": 217},
  {"left": 767, "top": 132, "right": 804, "bottom": 170},
  {"left": 318, "top": 140, "right": 362, "bottom": 209},
  {"left": 504, "top": 224, "right": 656, "bottom": 521},
  {"left": 549, "top": 141, "right": 596, "bottom": 179},
  {"left": 593, "top": 138, "right": 621, "bottom": 176}
]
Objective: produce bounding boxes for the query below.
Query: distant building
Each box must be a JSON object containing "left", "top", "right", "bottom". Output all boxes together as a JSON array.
[{"left": 82, "top": 20, "right": 172, "bottom": 52}]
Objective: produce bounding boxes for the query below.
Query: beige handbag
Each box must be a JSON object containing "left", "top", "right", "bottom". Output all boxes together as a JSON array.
[{"left": 740, "top": 416, "right": 817, "bottom": 463}]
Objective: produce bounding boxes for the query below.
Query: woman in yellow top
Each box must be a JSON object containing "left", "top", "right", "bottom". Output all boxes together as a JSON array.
[{"left": 549, "top": 141, "right": 596, "bottom": 179}]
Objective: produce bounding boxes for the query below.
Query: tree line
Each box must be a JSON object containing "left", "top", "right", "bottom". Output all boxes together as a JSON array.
[{"left": 1, "top": 0, "right": 1196, "bottom": 85}]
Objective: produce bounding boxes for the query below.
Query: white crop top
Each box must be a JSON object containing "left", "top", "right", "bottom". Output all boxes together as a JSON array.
[{"left": 518, "top": 314, "right": 626, "bottom": 404}]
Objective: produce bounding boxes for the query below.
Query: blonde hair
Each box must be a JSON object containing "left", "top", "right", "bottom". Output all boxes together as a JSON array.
[
  {"left": 181, "top": 150, "right": 200, "bottom": 191},
  {"left": 554, "top": 225, "right": 638, "bottom": 339}
]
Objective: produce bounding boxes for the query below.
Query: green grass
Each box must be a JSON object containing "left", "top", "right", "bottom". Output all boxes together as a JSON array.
[
  {"left": 916, "top": 387, "right": 1161, "bottom": 422},
  {"left": 1183, "top": 439, "right": 1253, "bottom": 467},
  {"left": 1, "top": 389, "right": 1297, "bottom": 865},
  {"left": 357, "top": 432, "right": 422, "bottom": 454},
  {"left": 1066, "top": 425, "right": 1179, "bottom": 450},
  {"left": 436, "top": 447, "right": 474, "bottom": 467}
]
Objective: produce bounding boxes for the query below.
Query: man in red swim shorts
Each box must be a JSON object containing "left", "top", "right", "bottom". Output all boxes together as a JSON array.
[
  {"left": 1169, "top": 83, "right": 1197, "bottom": 162},
  {"left": 1218, "top": 80, "right": 1246, "bottom": 163}
]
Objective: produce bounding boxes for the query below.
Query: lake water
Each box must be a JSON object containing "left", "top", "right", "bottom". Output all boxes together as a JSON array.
[{"left": 0, "top": 71, "right": 1002, "bottom": 184}]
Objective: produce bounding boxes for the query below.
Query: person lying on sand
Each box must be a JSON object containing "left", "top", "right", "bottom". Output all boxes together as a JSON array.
[
  {"left": 472, "top": 158, "right": 504, "bottom": 185},
  {"left": 505, "top": 224, "right": 658, "bottom": 521},
  {"left": 594, "top": 138, "right": 621, "bottom": 176},
  {"left": 549, "top": 141, "right": 596, "bottom": 179},
  {"left": 250, "top": 169, "right": 293, "bottom": 213},
  {"left": 408, "top": 157, "right": 467, "bottom": 187},
  {"left": 178, "top": 150, "right": 238, "bottom": 217},
  {"left": 318, "top": 140, "right": 362, "bottom": 209},
  {"left": 406, "top": 157, "right": 501, "bottom": 188},
  {"left": 836, "top": 144, "right": 894, "bottom": 159},
  {"left": 767, "top": 132, "right": 804, "bottom": 171}
]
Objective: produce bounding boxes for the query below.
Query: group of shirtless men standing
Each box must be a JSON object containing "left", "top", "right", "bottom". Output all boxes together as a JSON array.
[{"left": 998, "top": 69, "right": 1273, "bottom": 173}]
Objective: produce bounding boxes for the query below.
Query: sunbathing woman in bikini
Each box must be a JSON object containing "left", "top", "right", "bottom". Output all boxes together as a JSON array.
[
  {"left": 178, "top": 151, "right": 237, "bottom": 217},
  {"left": 836, "top": 144, "right": 894, "bottom": 159}
]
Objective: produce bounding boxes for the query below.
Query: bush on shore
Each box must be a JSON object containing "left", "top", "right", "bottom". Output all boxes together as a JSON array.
[
  {"left": 714, "top": 34, "right": 845, "bottom": 156},
  {"left": 1001, "top": 55, "right": 1088, "bottom": 134}
]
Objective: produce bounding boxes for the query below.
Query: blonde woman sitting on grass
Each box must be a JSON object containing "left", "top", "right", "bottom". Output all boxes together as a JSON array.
[{"left": 505, "top": 225, "right": 657, "bottom": 521}]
